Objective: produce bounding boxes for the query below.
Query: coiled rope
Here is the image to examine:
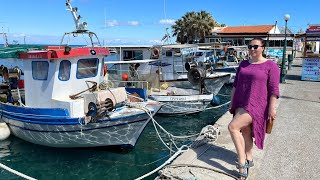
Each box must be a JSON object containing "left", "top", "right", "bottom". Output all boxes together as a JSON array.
[{"left": 0, "top": 162, "right": 37, "bottom": 180}]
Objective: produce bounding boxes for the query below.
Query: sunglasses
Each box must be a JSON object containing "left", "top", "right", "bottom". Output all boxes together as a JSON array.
[{"left": 248, "top": 45, "right": 263, "bottom": 49}]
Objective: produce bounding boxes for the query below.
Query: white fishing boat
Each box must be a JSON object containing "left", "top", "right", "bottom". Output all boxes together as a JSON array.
[
  {"left": 105, "top": 44, "right": 229, "bottom": 115},
  {"left": 148, "top": 44, "right": 230, "bottom": 94},
  {"left": 0, "top": 0, "right": 161, "bottom": 148}
]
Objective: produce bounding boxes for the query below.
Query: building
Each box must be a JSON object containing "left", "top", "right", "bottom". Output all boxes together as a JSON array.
[
  {"left": 295, "top": 24, "right": 320, "bottom": 57},
  {"left": 206, "top": 25, "right": 294, "bottom": 48}
]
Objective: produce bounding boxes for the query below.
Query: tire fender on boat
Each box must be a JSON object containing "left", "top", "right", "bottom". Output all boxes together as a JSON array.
[
  {"left": 185, "top": 61, "right": 197, "bottom": 71},
  {"left": 0, "top": 123, "right": 10, "bottom": 141},
  {"left": 187, "top": 67, "right": 206, "bottom": 85},
  {"left": 151, "top": 48, "right": 160, "bottom": 58}
]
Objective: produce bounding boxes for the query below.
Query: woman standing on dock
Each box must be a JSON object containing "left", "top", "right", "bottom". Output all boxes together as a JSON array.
[{"left": 228, "top": 38, "right": 280, "bottom": 179}]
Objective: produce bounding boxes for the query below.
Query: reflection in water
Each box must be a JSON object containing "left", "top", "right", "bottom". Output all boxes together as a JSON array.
[{"left": 0, "top": 139, "right": 11, "bottom": 158}]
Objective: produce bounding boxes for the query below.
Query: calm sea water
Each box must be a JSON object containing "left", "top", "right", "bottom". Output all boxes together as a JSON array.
[{"left": 0, "top": 86, "right": 231, "bottom": 180}]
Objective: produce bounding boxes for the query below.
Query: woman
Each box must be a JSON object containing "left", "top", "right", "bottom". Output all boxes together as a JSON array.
[{"left": 228, "top": 38, "right": 280, "bottom": 179}]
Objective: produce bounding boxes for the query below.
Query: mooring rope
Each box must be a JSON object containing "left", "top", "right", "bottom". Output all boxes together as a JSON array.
[
  {"left": 0, "top": 163, "right": 37, "bottom": 180},
  {"left": 205, "top": 101, "right": 231, "bottom": 110},
  {"left": 134, "top": 145, "right": 189, "bottom": 180},
  {"left": 126, "top": 102, "right": 221, "bottom": 180}
]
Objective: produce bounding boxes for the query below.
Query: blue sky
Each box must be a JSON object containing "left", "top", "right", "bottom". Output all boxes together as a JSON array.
[{"left": 0, "top": 0, "right": 319, "bottom": 45}]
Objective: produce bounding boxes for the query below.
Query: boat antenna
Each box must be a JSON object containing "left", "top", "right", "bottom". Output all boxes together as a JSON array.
[
  {"left": 161, "top": 0, "right": 172, "bottom": 44},
  {"left": 66, "top": 0, "right": 88, "bottom": 33}
]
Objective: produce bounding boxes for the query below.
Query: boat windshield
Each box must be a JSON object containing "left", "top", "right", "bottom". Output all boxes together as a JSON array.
[{"left": 195, "top": 52, "right": 204, "bottom": 57}]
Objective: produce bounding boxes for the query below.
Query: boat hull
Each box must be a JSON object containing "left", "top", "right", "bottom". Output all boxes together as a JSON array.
[
  {"left": 1, "top": 103, "right": 160, "bottom": 148},
  {"left": 212, "top": 66, "right": 238, "bottom": 84},
  {"left": 162, "top": 73, "right": 230, "bottom": 95},
  {"left": 149, "top": 94, "right": 213, "bottom": 115}
]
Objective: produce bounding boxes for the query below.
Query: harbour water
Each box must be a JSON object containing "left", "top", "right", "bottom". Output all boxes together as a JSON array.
[{"left": 0, "top": 86, "right": 231, "bottom": 180}]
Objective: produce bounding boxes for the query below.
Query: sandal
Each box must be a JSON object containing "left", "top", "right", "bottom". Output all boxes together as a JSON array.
[
  {"left": 247, "top": 159, "right": 254, "bottom": 168},
  {"left": 246, "top": 159, "right": 254, "bottom": 177},
  {"left": 236, "top": 162, "right": 248, "bottom": 180}
]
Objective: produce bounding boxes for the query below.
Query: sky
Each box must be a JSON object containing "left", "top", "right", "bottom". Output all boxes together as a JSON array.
[{"left": 0, "top": 0, "right": 319, "bottom": 45}]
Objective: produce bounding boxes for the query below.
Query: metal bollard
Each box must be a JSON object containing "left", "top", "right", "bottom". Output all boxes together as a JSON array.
[{"left": 288, "top": 54, "right": 293, "bottom": 70}]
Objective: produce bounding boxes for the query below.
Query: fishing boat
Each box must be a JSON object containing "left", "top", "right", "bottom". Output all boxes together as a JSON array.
[
  {"left": 105, "top": 44, "right": 229, "bottom": 115},
  {"left": 105, "top": 60, "right": 215, "bottom": 115},
  {"left": 148, "top": 44, "right": 230, "bottom": 93},
  {"left": 211, "top": 45, "right": 249, "bottom": 84},
  {"left": 0, "top": 0, "right": 161, "bottom": 148}
]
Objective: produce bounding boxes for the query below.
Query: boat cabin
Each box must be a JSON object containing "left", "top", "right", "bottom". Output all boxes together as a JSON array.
[{"left": 19, "top": 46, "right": 109, "bottom": 113}]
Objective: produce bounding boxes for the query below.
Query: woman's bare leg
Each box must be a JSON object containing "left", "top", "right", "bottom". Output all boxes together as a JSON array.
[
  {"left": 228, "top": 108, "right": 253, "bottom": 178},
  {"left": 242, "top": 125, "right": 253, "bottom": 161}
]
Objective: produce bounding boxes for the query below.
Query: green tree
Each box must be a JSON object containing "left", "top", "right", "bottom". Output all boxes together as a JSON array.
[{"left": 172, "top": 11, "right": 219, "bottom": 44}]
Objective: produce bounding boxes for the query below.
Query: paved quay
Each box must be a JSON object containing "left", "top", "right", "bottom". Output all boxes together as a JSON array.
[{"left": 155, "top": 58, "right": 320, "bottom": 180}]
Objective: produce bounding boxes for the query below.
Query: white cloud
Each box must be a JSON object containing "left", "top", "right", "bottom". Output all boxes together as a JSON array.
[
  {"left": 159, "top": 19, "right": 175, "bottom": 25},
  {"left": 128, "top": 21, "right": 140, "bottom": 26},
  {"left": 148, "top": 40, "right": 162, "bottom": 44},
  {"left": 105, "top": 20, "right": 140, "bottom": 27},
  {"left": 102, "top": 38, "right": 163, "bottom": 45},
  {"left": 106, "top": 20, "right": 119, "bottom": 27},
  {"left": 12, "top": 33, "right": 27, "bottom": 37}
]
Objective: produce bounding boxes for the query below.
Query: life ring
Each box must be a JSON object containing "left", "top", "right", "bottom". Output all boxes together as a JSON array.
[
  {"left": 152, "top": 48, "right": 160, "bottom": 58},
  {"left": 103, "top": 64, "right": 107, "bottom": 75}
]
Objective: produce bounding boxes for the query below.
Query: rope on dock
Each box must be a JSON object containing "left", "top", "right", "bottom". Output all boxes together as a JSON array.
[
  {"left": 134, "top": 145, "right": 189, "bottom": 180},
  {"left": 125, "top": 102, "right": 202, "bottom": 179},
  {"left": 126, "top": 95, "right": 228, "bottom": 179},
  {"left": 0, "top": 162, "right": 37, "bottom": 180},
  {"left": 190, "top": 124, "right": 220, "bottom": 149}
]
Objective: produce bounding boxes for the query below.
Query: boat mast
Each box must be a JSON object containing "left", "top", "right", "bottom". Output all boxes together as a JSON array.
[
  {"left": 61, "top": 0, "right": 101, "bottom": 47},
  {"left": 65, "top": 0, "right": 88, "bottom": 32}
]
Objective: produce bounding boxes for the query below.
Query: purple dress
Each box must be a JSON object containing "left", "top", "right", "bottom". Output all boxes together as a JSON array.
[{"left": 230, "top": 60, "right": 280, "bottom": 149}]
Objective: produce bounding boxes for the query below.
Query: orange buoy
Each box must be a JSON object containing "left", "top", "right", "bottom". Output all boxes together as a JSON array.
[
  {"left": 122, "top": 73, "right": 129, "bottom": 81},
  {"left": 103, "top": 64, "right": 108, "bottom": 75}
]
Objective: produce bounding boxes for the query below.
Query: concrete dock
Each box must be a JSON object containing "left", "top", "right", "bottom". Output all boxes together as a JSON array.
[{"left": 156, "top": 58, "right": 320, "bottom": 180}]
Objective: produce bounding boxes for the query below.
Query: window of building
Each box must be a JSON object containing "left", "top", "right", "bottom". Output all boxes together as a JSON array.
[
  {"left": 76, "top": 58, "right": 98, "bottom": 79},
  {"left": 32, "top": 61, "right": 49, "bottom": 80},
  {"left": 58, "top": 60, "right": 71, "bottom": 81}
]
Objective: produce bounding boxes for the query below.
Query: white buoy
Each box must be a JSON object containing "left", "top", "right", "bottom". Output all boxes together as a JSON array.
[{"left": 0, "top": 123, "right": 10, "bottom": 141}]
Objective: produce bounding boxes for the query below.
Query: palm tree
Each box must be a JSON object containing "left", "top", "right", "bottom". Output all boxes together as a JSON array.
[
  {"left": 172, "top": 11, "right": 220, "bottom": 44},
  {"left": 172, "top": 19, "right": 188, "bottom": 44}
]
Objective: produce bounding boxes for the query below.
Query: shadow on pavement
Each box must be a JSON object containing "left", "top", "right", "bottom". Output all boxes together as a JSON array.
[
  {"left": 280, "top": 95, "right": 320, "bottom": 103},
  {"left": 196, "top": 144, "right": 239, "bottom": 177},
  {"left": 291, "top": 64, "right": 302, "bottom": 67},
  {"left": 285, "top": 74, "right": 301, "bottom": 80}
]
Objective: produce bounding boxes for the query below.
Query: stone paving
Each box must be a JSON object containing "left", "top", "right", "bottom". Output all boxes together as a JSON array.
[{"left": 156, "top": 57, "right": 320, "bottom": 180}]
